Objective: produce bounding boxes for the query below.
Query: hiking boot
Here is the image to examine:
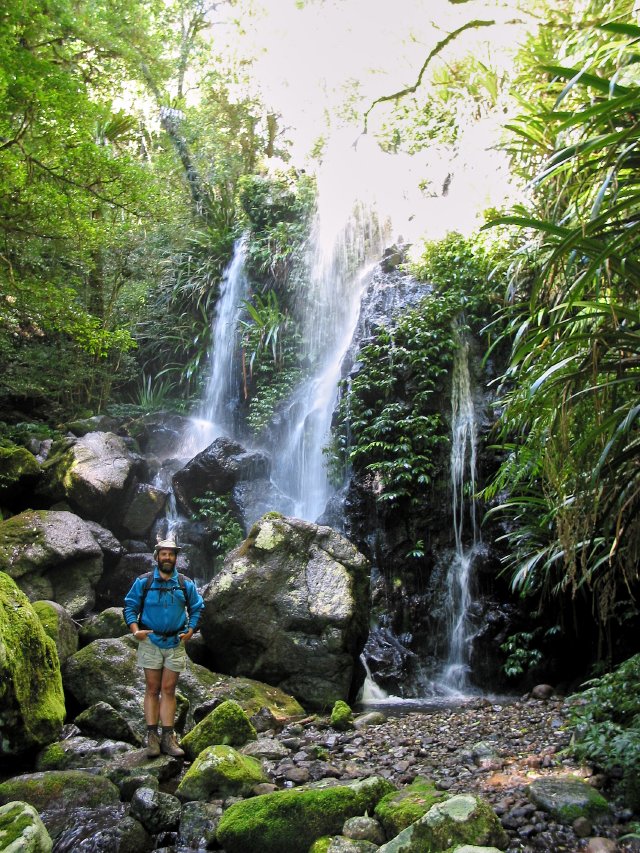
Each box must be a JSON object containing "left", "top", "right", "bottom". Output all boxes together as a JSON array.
[
  {"left": 160, "top": 730, "right": 185, "bottom": 758},
  {"left": 146, "top": 729, "right": 161, "bottom": 758}
]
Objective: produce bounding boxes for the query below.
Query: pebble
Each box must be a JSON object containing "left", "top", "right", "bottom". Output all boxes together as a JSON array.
[{"left": 272, "top": 697, "right": 636, "bottom": 853}]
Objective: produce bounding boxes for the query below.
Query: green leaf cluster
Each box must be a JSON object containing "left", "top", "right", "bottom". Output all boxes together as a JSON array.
[
  {"left": 569, "top": 654, "right": 640, "bottom": 809},
  {"left": 191, "top": 491, "right": 244, "bottom": 569},
  {"left": 484, "top": 0, "right": 640, "bottom": 631},
  {"left": 332, "top": 232, "right": 503, "bottom": 513}
]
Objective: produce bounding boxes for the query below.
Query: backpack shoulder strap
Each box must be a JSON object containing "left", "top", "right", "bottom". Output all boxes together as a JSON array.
[
  {"left": 177, "top": 573, "right": 192, "bottom": 618},
  {"left": 137, "top": 571, "right": 154, "bottom": 620}
]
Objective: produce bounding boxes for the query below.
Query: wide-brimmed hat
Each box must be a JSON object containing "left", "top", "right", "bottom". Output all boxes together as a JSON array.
[{"left": 153, "top": 537, "right": 181, "bottom": 560}]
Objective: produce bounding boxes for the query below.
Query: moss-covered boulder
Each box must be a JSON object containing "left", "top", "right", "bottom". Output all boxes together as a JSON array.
[
  {"left": 0, "top": 510, "right": 103, "bottom": 617},
  {"left": 0, "top": 573, "right": 65, "bottom": 754},
  {"left": 78, "top": 607, "right": 127, "bottom": 644},
  {"left": 200, "top": 514, "right": 371, "bottom": 709},
  {"left": 376, "top": 794, "right": 509, "bottom": 852},
  {"left": 0, "top": 770, "right": 119, "bottom": 811},
  {"left": 0, "top": 444, "right": 41, "bottom": 502},
  {"left": 37, "top": 432, "right": 140, "bottom": 521},
  {"left": 374, "top": 776, "right": 448, "bottom": 838},
  {"left": 526, "top": 776, "right": 610, "bottom": 823},
  {"left": 33, "top": 600, "right": 78, "bottom": 664},
  {"left": 216, "top": 776, "right": 396, "bottom": 853},
  {"left": 176, "top": 744, "right": 267, "bottom": 801},
  {"left": 330, "top": 700, "right": 354, "bottom": 731},
  {"left": 195, "top": 675, "right": 305, "bottom": 721},
  {"left": 182, "top": 700, "right": 257, "bottom": 760},
  {"left": 0, "top": 800, "right": 52, "bottom": 852},
  {"left": 310, "top": 838, "right": 379, "bottom": 852}
]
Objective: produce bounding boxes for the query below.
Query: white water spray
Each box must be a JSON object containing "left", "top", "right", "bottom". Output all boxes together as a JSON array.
[
  {"left": 269, "top": 141, "right": 391, "bottom": 521},
  {"left": 440, "top": 330, "right": 479, "bottom": 691},
  {"left": 185, "top": 237, "right": 249, "bottom": 455}
]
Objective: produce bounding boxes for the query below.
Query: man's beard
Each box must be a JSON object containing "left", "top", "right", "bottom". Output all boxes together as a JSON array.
[{"left": 159, "top": 561, "right": 174, "bottom": 572}]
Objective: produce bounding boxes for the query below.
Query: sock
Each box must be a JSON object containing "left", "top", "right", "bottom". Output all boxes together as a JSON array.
[
  {"left": 161, "top": 726, "right": 174, "bottom": 735},
  {"left": 147, "top": 724, "right": 158, "bottom": 734}
]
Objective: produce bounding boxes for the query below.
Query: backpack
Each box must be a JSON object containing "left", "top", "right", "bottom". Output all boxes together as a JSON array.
[{"left": 137, "top": 571, "right": 192, "bottom": 623}]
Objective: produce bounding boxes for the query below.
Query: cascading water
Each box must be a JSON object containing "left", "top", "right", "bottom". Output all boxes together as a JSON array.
[
  {"left": 185, "top": 237, "right": 249, "bottom": 456},
  {"left": 269, "top": 146, "right": 390, "bottom": 521},
  {"left": 439, "top": 328, "right": 479, "bottom": 692}
]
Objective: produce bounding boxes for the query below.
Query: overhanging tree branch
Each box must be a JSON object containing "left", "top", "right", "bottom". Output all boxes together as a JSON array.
[{"left": 362, "top": 18, "right": 495, "bottom": 133}]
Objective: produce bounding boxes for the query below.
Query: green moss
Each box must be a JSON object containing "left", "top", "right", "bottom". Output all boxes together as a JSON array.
[
  {"left": 0, "top": 770, "right": 119, "bottom": 811},
  {"left": 0, "top": 512, "right": 47, "bottom": 575},
  {"left": 182, "top": 699, "right": 257, "bottom": 760},
  {"left": 36, "top": 741, "right": 69, "bottom": 770},
  {"left": 32, "top": 600, "right": 60, "bottom": 636},
  {"left": 309, "top": 838, "right": 331, "bottom": 853},
  {"left": 0, "top": 445, "right": 40, "bottom": 491},
  {"left": 216, "top": 776, "right": 396, "bottom": 853},
  {"left": 176, "top": 744, "right": 267, "bottom": 801},
  {"left": 205, "top": 675, "right": 305, "bottom": 719},
  {"left": 374, "top": 776, "right": 448, "bottom": 837},
  {"left": 0, "top": 803, "right": 32, "bottom": 847},
  {"left": 330, "top": 700, "right": 353, "bottom": 731},
  {"left": 0, "top": 572, "right": 65, "bottom": 753}
]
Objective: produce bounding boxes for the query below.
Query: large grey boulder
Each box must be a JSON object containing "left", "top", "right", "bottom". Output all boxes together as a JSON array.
[
  {"left": 0, "top": 510, "right": 103, "bottom": 616},
  {"left": 172, "top": 436, "right": 270, "bottom": 514},
  {"left": 120, "top": 483, "right": 168, "bottom": 537},
  {"left": 38, "top": 432, "right": 141, "bottom": 521},
  {"left": 199, "top": 514, "right": 370, "bottom": 709}
]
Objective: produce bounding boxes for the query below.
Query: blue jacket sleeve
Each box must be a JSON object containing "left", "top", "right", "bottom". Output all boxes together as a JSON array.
[
  {"left": 123, "top": 577, "right": 144, "bottom": 627},
  {"left": 186, "top": 581, "right": 205, "bottom": 631}
]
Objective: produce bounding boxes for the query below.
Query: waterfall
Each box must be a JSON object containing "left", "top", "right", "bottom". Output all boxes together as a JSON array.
[
  {"left": 185, "top": 237, "right": 249, "bottom": 456},
  {"left": 269, "top": 146, "right": 390, "bottom": 521},
  {"left": 439, "top": 329, "right": 479, "bottom": 691}
]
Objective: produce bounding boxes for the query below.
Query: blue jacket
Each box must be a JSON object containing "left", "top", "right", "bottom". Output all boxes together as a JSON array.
[{"left": 124, "top": 568, "right": 204, "bottom": 649}]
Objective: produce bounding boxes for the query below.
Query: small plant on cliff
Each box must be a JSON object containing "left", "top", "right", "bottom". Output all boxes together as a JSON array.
[{"left": 191, "top": 491, "right": 244, "bottom": 567}]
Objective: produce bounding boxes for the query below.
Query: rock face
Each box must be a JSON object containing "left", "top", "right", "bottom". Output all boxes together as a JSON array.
[
  {"left": 0, "top": 573, "right": 65, "bottom": 755},
  {"left": 0, "top": 800, "right": 53, "bottom": 852},
  {"left": 172, "top": 436, "right": 270, "bottom": 514},
  {"left": 0, "top": 510, "right": 103, "bottom": 616},
  {"left": 199, "top": 514, "right": 370, "bottom": 709},
  {"left": 38, "top": 432, "right": 141, "bottom": 521}
]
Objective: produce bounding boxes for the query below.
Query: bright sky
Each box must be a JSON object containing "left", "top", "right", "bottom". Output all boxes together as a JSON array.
[{"left": 218, "top": 0, "right": 529, "bottom": 243}]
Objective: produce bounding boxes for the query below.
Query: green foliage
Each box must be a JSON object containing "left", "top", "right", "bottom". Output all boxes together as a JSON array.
[
  {"left": 500, "top": 626, "right": 560, "bottom": 679},
  {"left": 569, "top": 654, "right": 640, "bottom": 809},
  {"left": 191, "top": 491, "right": 244, "bottom": 568},
  {"left": 483, "top": 1, "right": 640, "bottom": 632},
  {"left": 238, "top": 170, "right": 316, "bottom": 287},
  {"left": 332, "top": 231, "right": 504, "bottom": 515}
]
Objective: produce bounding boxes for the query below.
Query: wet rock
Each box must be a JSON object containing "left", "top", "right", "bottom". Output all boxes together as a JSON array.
[
  {"left": 527, "top": 775, "right": 610, "bottom": 823},
  {"left": 531, "top": 683, "right": 555, "bottom": 700},
  {"left": 130, "top": 786, "right": 182, "bottom": 834},
  {"left": 342, "top": 814, "right": 386, "bottom": 844},
  {"left": 73, "top": 701, "right": 142, "bottom": 745},
  {"left": 172, "top": 436, "right": 270, "bottom": 514},
  {"left": 178, "top": 800, "right": 222, "bottom": 849}
]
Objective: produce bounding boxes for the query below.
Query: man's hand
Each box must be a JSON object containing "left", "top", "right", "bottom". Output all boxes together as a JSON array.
[
  {"left": 133, "top": 629, "right": 153, "bottom": 640},
  {"left": 179, "top": 628, "right": 194, "bottom": 643}
]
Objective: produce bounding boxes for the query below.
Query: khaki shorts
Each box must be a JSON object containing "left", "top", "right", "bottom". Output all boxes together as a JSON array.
[{"left": 136, "top": 638, "right": 187, "bottom": 672}]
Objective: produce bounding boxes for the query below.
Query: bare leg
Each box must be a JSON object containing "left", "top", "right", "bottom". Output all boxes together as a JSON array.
[
  {"left": 159, "top": 668, "right": 180, "bottom": 727},
  {"left": 143, "top": 668, "right": 162, "bottom": 726}
]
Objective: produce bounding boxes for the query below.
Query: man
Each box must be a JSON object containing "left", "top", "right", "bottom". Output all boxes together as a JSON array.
[{"left": 124, "top": 537, "right": 204, "bottom": 758}]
